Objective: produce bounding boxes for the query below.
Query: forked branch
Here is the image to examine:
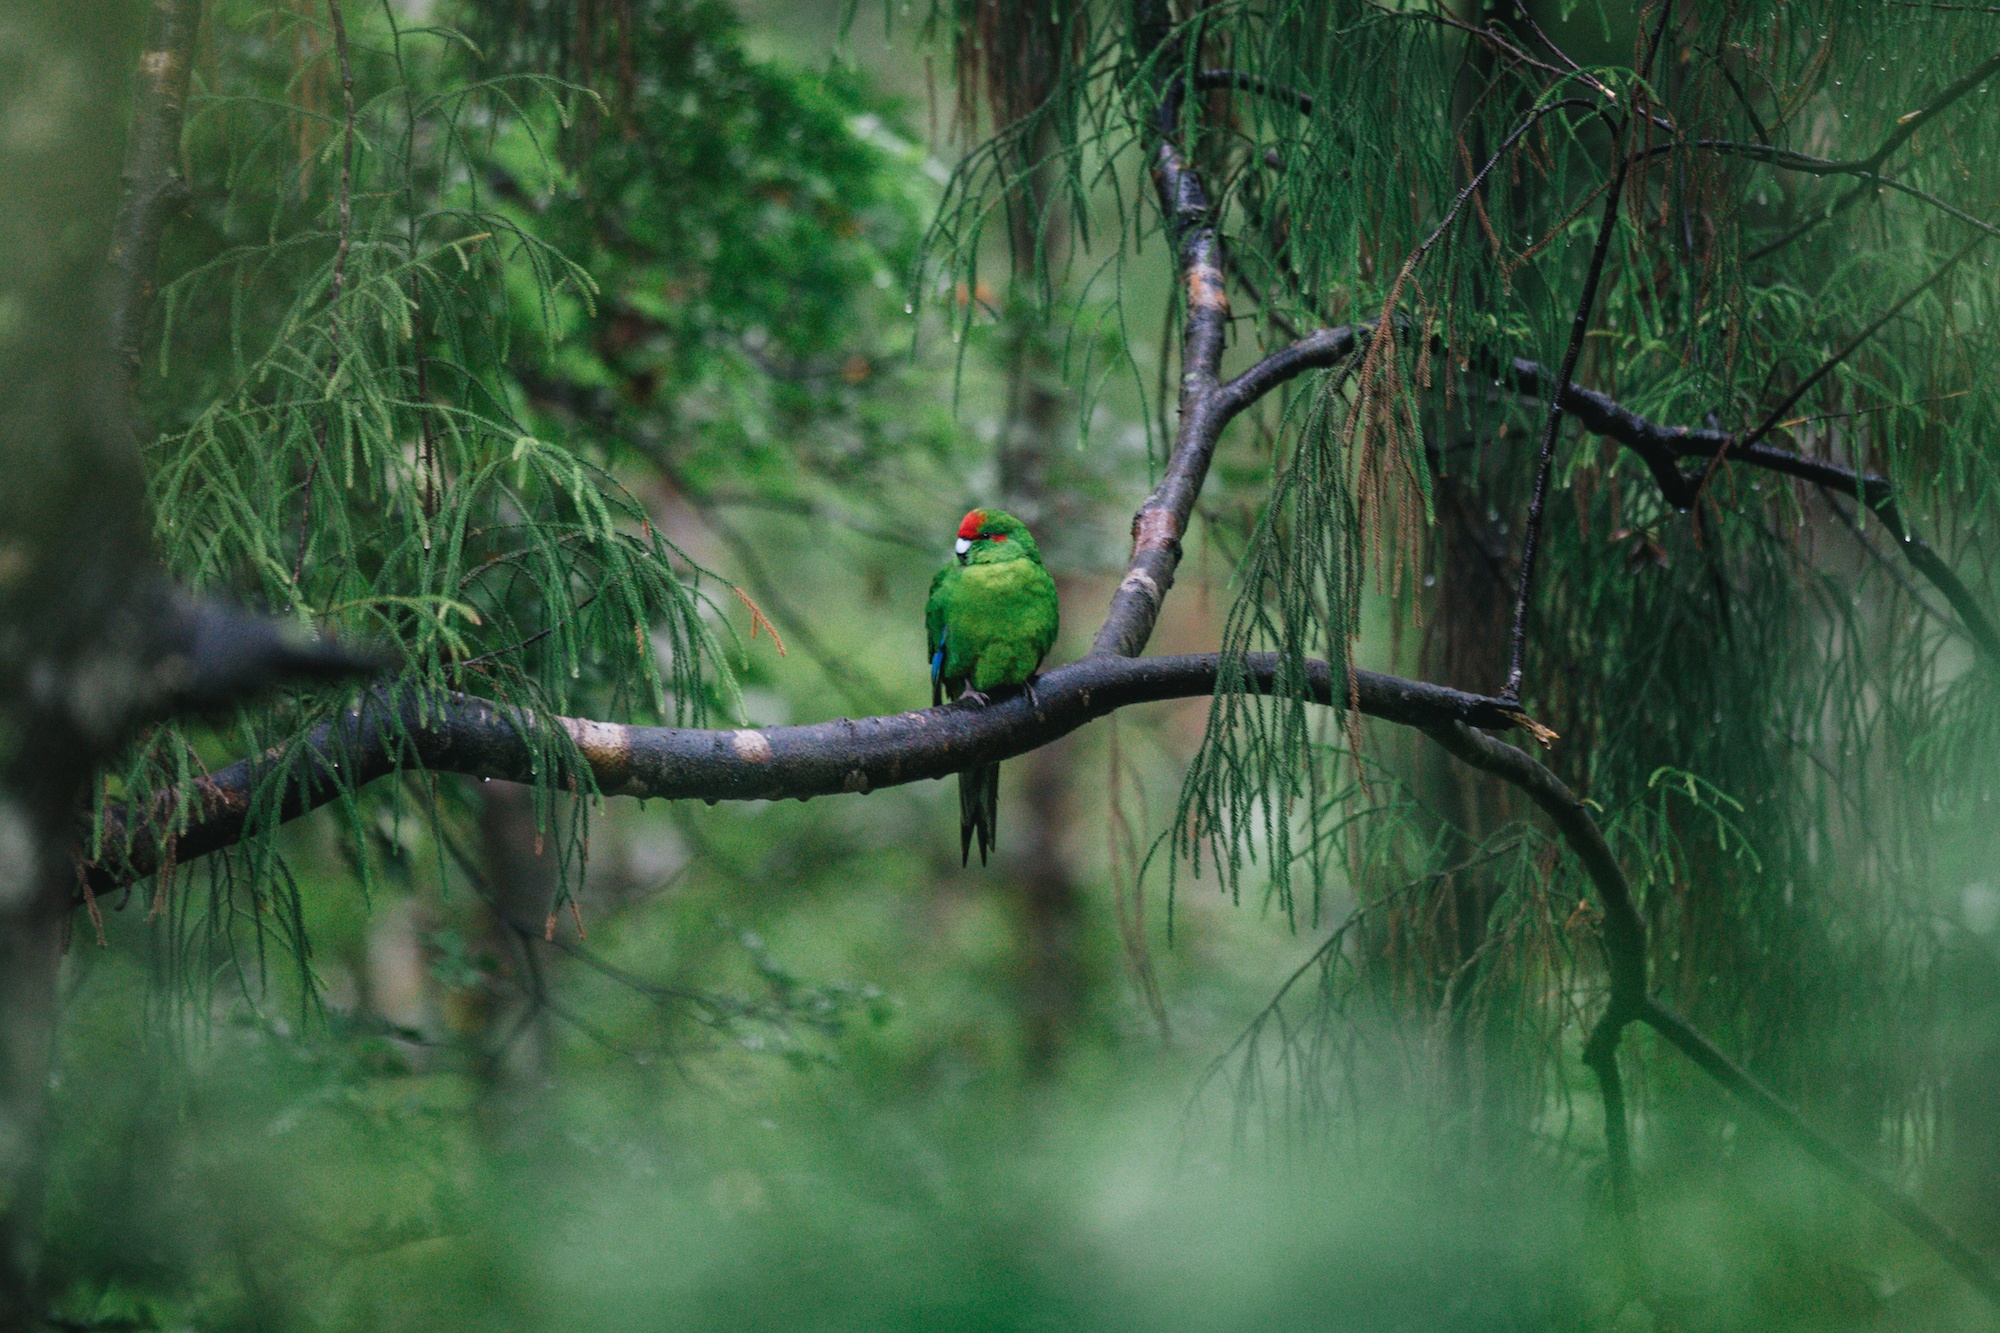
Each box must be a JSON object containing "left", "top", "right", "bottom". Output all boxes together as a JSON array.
[{"left": 1090, "top": 81, "right": 1234, "bottom": 659}]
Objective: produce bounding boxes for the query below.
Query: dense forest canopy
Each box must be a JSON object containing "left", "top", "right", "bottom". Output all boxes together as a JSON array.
[{"left": 1, "top": 0, "right": 2000, "bottom": 1327}]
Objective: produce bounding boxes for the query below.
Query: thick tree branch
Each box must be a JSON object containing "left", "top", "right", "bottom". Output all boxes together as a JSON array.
[
  {"left": 1683, "top": 46, "right": 2000, "bottom": 181},
  {"left": 1499, "top": 359, "right": 2000, "bottom": 664},
  {"left": 85, "top": 655, "right": 1534, "bottom": 893},
  {"left": 107, "top": 0, "right": 200, "bottom": 382},
  {"left": 1090, "top": 88, "right": 1233, "bottom": 659},
  {"left": 1422, "top": 722, "right": 1645, "bottom": 1000},
  {"left": 1438, "top": 716, "right": 1649, "bottom": 1219},
  {"left": 86, "top": 613, "right": 2000, "bottom": 1300}
]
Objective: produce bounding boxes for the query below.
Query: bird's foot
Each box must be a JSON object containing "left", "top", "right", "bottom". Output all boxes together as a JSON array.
[
  {"left": 1023, "top": 676, "right": 1042, "bottom": 713},
  {"left": 958, "top": 686, "right": 991, "bottom": 708}
]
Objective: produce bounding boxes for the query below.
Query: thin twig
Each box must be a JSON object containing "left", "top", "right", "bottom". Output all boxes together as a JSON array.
[
  {"left": 449, "top": 589, "right": 601, "bottom": 675},
  {"left": 1190, "top": 68, "right": 1314, "bottom": 115},
  {"left": 326, "top": 0, "right": 354, "bottom": 347},
  {"left": 1735, "top": 227, "right": 1989, "bottom": 453},
  {"left": 1502, "top": 0, "right": 1677, "bottom": 702},
  {"left": 299, "top": 1, "right": 355, "bottom": 596}
]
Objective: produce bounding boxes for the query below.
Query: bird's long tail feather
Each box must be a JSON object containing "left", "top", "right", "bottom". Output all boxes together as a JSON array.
[{"left": 959, "top": 762, "right": 1000, "bottom": 866}]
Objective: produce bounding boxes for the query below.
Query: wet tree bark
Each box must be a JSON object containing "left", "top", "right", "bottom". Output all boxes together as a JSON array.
[{"left": 1415, "top": 469, "right": 1521, "bottom": 1129}]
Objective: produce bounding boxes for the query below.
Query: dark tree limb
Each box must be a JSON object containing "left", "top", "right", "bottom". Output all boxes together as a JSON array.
[
  {"left": 1497, "top": 359, "right": 2000, "bottom": 665},
  {"left": 107, "top": 0, "right": 200, "bottom": 383},
  {"left": 1681, "top": 45, "right": 2000, "bottom": 181},
  {"left": 1425, "top": 716, "right": 1646, "bottom": 1203},
  {"left": 1094, "top": 84, "right": 1594, "bottom": 660},
  {"left": 1583, "top": 1010, "right": 1636, "bottom": 1214},
  {"left": 81, "top": 650, "right": 2000, "bottom": 1300},
  {"left": 1422, "top": 720, "right": 2000, "bottom": 1295},
  {"left": 85, "top": 655, "right": 1534, "bottom": 892},
  {"left": 1090, "top": 85, "right": 1233, "bottom": 659},
  {"left": 1421, "top": 722, "right": 1646, "bottom": 1002},
  {"left": 1638, "top": 995, "right": 2000, "bottom": 1305},
  {"left": 1424, "top": 718, "right": 1646, "bottom": 1205},
  {"left": 1098, "top": 31, "right": 1600, "bottom": 662}
]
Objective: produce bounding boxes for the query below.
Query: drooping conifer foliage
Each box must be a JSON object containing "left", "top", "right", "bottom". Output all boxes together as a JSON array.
[
  {"left": 930, "top": 0, "right": 2000, "bottom": 1295},
  {"left": 95, "top": 0, "right": 940, "bottom": 951}
]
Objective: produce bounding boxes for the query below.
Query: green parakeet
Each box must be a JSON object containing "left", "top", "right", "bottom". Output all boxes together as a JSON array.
[{"left": 926, "top": 508, "right": 1061, "bottom": 865}]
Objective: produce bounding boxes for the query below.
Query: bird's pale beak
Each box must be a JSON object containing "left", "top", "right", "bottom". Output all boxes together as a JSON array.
[{"left": 954, "top": 537, "right": 971, "bottom": 558}]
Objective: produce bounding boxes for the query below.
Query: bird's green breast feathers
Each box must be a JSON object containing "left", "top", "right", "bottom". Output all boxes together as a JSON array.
[{"left": 927, "top": 557, "right": 1059, "bottom": 692}]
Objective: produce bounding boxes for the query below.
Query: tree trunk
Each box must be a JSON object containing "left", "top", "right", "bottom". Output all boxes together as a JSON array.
[
  {"left": 473, "top": 780, "right": 558, "bottom": 1149},
  {"left": 0, "top": 903, "right": 68, "bottom": 1324},
  {"left": 0, "top": 4, "right": 357, "bottom": 1314},
  {"left": 0, "top": 9, "right": 153, "bottom": 1318},
  {"left": 996, "top": 81, "right": 1089, "bottom": 1074}
]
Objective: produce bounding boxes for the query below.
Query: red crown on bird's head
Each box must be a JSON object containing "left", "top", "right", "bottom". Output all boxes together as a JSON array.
[{"left": 957, "top": 509, "right": 987, "bottom": 540}]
